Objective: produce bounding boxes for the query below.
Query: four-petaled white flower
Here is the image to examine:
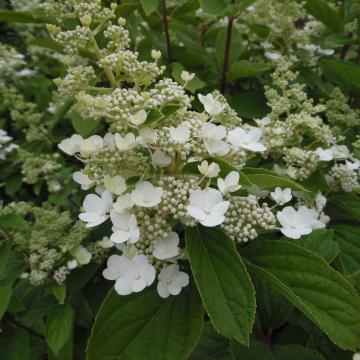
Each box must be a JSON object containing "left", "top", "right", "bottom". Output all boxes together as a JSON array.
[
  {"left": 169, "top": 124, "right": 190, "bottom": 143},
  {"left": 330, "top": 145, "right": 350, "bottom": 159},
  {"left": 151, "top": 149, "right": 171, "bottom": 167},
  {"left": 201, "top": 123, "right": 230, "bottom": 156},
  {"left": 187, "top": 188, "right": 230, "bottom": 227},
  {"left": 104, "top": 175, "right": 127, "bottom": 195},
  {"left": 104, "top": 254, "right": 155, "bottom": 295},
  {"left": 153, "top": 232, "right": 180, "bottom": 260},
  {"left": 80, "top": 135, "right": 103, "bottom": 156},
  {"left": 181, "top": 71, "right": 195, "bottom": 82},
  {"left": 58, "top": 134, "right": 83, "bottom": 155},
  {"left": 115, "top": 133, "right": 137, "bottom": 151},
  {"left": 129, "top": 109, "right": 147, "bottom": 126},
  {"left": 113, "top": 193, "right": 134, "bottom": 213},
  {"left": 136, "top": 127, "right": 158, "bottom": 145},
  {"left": 315, "top": 147, "right": 333, "bottom": 161},
  {"left": 157, "top": 264, "right": 189, "bottom": 298},
  {"left": 228, "top": 127, "right": 266, "bottom": 152},
  {"left": 270, "top": 187, "right": 292, "bottom": 205},
  {"left": 73, "top": 171, "right": 95, "bottom": 190},
  {"left": 276, "top": 205, "right": 325, "bottom": 239},
  {"left": 217, "top": 171, "right": 241, "bottom": 195},
  {"left": 265, "top": 51, "right": 281, "bottom": 61},
  {"left": 79, "top": 191, "right": 113, "bottom": 228},
  {"left": 131, "top": 181, "right": 163, "bottom": 207},
  {"left": 198, "top": 160, "right": 220, "bottom": 178},
  {"left": 198, "top": 93, "right": 224, "bottom": 116},
  {"left": 110, "top": 210, "right": 140, "bottom": 244}
]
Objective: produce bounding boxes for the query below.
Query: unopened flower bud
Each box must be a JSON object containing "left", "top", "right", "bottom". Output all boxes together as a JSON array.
[
  {"left": 151, "top": 50, "right": 161, "bottom": 60},
  {"left": 80, "top": 15, "right": 92, "bottom": 27}
]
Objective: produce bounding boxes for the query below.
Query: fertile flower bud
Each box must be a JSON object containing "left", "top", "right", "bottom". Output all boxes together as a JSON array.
[
  {"left": 129, "top": 110, "right": 147, "bottom": 126},
  {"left": 151, "top": 50, "right": 161, "bottom": 60},
  {"left": 118, "top": 17, "right": 126, "bottom": 26},
  {"left": 80, "top": 15, "right": 92, "bottom": 27}
]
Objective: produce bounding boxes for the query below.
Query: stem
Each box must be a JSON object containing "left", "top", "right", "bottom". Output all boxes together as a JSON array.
[
  {"left": 88, "top": 30, "right": 117, "bottom": 88},
  {"left": 162, "top": 0, "right": 172, "bottom": 64},
  {"left": 220, "top": 1, "right": 236, "bottom": 94}
]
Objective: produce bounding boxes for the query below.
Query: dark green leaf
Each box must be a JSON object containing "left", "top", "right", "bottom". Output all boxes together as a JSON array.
[
  {"left": 140, "top": 0, "right": 160, "bottom": 16},
  {"left": 185, "top": 226, "right": 256, "bottom": 346},
  {"left": 0, "top": 328, "right": 29, "bottom": 360},
  {"left": 46, "top": 305, "right": 73, "bottom": 356},
  {"left": 228, "top": 60, "right": 269, "bottom": 80},
  {"left": 328, "top": 193, "right": 360, "bottom": 221},
  {"left": 0, "top": 214, "right": 26, "bottom": 229},
  {"left": 229, "top": 90, "right": 270, "bottom": 118},
  {"left": 200, "top": 0, "right": 227, "bottom": 15},
  {"left": 87, "top": 284, "right": 203, "bottom": 360},
  {"left": 172, "top": 62, "right": 205, "bottom": 93},
  {"left": 0, "top": 287, "right": 12, "bottom": 319},
  {"left": 243, "top": 240, "right": 360, "bottom": 351},
  {"left": 322, "top": 59, "right": 360, "bottom": 90}
]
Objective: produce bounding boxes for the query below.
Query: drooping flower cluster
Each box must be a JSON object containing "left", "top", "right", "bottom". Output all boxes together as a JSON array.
[{"left": 52, "top": 3, "right": 339, "bottom": 298}]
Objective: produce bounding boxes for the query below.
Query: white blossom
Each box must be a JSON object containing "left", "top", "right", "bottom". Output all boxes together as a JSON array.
[
  {"left": 169, "top": 124, "right": 190, "bottom": 143},
  {"left": 315, "top": 147, "right": 333, "bottom": 161},
  {"left": 151, "top": 50, "right": 161, "bottom": 60},
  {"left": 103, "top": 254, "right": 155, "bottom": 295},
  {"left": 131, "top": 181, "right": 163, "bottom": 207},
  {"left": 181, "top": 71, "right": 195, "bottom": 82},
  {"left": 58, "top": 134, "right": 83, "bottom": 155},
  {"left": 201, "top": 123, "right": 230, "bottom": 156},
  {"left": 67, "top": 260, "right": 78, "bottom": 270},
  {"left": 113, "top": 193, "right": 134, "bottom": 213},
  {"left": 315, "top": 192, "right": 327, "bottom": 210},
  {"left": 70, "top": 245, "right": 92, "bottom": 265},
  {"left": 73, "top": 171, "right": 95, "bottom": 190},
  {"left": 129, "top": 109, "right": 147, "bottom": 126},
  {"left": 265, "top": 51, "right": 282, "bottom": 61},
  {"left": 80, "top": 135, "right": 103, "bottom": 156},
  {"left": 198, "top": 93, "right": 224, "bottom": 116},
  {"left": 187, "top": 188, "right": 229, "bottom": 227},
  {"left": 79, "top": 191, "right": 113, "bottom": 228},
  {"left": 151, "top": 149, "right": 171, "bottom": 167},
  {"left": 276, "top": 206, "right": 325, "bottom": 239},
  {"left": 115, "top": 133, "right": 137, "bottom": 151},
  {"left": 228, "top": 127, "right": 266, "bottom": 152},
  {"left": 217, "top": 171, "right": 241, "bottom": 195},
  {"left": 270, "top": 187, "right": 292, "bottom": 205},
  {"left": 198, "top": 160, "right": 220, "bottom": 178},
  {"left": 353, "top": 353, "right": 360, "bottom": 360},
  {"left": 153, "top": 232, "right": 180, "bottom": 260},
  {"left": 157, "top": 265, "right": 189, "bottom": 298},
  {"left": 97, "top": 236, "right": 114, "bottom": 249},
  {"left": 110, "top": 211, "right": 140, "bottom": 244},
  {"left": 104, "top": 175, "right": 127, "bottom": 195},
  {"left": 330, "top": 145, "right": 350, "bottom": 159}
]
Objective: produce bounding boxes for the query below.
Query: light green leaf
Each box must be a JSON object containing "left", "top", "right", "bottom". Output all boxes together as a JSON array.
[
  {"left": 200, "top": 0, "right": 227, "bottom": 15},
  {"left": 0, "top": 214, "right": 26, "bottom": 229},
  {"left": 322, "top": 59, "right": 360, "bottom": 90},
  {"left": 334, "top": 225, "right": 360, "bottom": 274},
  {"left": 86, "top": 284, "right": 203, "bottom": 360},
  {"left": 0, "top": 287, "right": 12, "bottom": 319},
  {"left": 243, "top": 240, "right": 360, "bottom": 351},
  {"left": 46, "top": 304, "right": 73, "bottom": 356},
  {"left": 228, "top": 60, "right": 269, "bottom": 80},
  {"left": 172, "top": 62, "right": 205, "bottom": 93},
  {"left": 140, "top": 0, "right": 160, "bottom": 16},
  {"left": 185, "top": 226, "right": 256, "bottom": 346},
  {"left": 51, "top": 283, "right": 67, "bottom": 304},
  {"left": 296, "top": 229, "right": 339, "bottom": 263},
  {"left": 305, "top": 0, "right": 343, "bottom": 32},
  {"left": 0, "top": 10, "right": 50, "bottom": 24},
  {"left": 70, "top": 111, "right": 99, "bottom": 137},
  {"left": 241, "top": 168, "right": 308, "bottom": 192}
]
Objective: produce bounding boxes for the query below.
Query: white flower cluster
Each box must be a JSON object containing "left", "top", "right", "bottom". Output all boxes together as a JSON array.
[{"left": 54, "top": 2, "right": 335, "bottom": 298}]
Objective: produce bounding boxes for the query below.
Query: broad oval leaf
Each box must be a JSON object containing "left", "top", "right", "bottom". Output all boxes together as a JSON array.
[
  {"left": 243, "top": 240, "right": 360, "bottom": 351},
  {"left": 185, "top": 226, "right": 256, "bottom": 346},
  {"left": 228, "top": 60, "right": 269, "bottom": 80},
  {"left": 86, "top": 284, "right": 203, "bottom": 360}
]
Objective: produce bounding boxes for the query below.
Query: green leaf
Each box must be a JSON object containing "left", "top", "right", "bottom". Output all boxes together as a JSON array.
[
  {"left": 0, "top": 10, "right": 49, "bottom": 24},
  {"left": 185, "top": 226, "right": 256, "bottom": 346},
  {"left": 0, "top": 214, "right": 26, "bottom": 229},
  {"left": 143, "top": 109, "right": 165, "bottom": 127},
  {"left": 140, "top": 0, "right": 160, "bottom": 15},
  {"left": 87, "top": 284, "right": 203, "bottom": 360},
  {"left": 241, "top": 168, "right": 308, "bottom": 192},
  {"left": 200, "top": 0, "right": 227, "bottom": 15},
  {"left": 228, "top": 60, "right": 269, "bottom": 80},
  {"left": 334, "top": 225, "right": 360, "bottom": 274},
  {"left": 296, "top": 229, "right": 339, "bottom": 263},
  {"left": 189, "top": 322, "right": 231, "bottom": 360},
  {"left": 172, "top": 62, "right": 205, "bottom": 93},
  {"left": 243, "top": 240, "right": 360, "bottom": 351},
  {"left": 0, "top": 241, "right": 11, "bottom": 277},
  {"left": 46, "top": 305, "right": 73, "bottom": 356},
  {"left": 0, "top": 287, "right": 12, "bottom": 319},
  {"left": 51, "top": 283, "right": 67, "bottom": 304},
  {"left": 70, "top": 111, "right": 100, "bottom": 137},
  {"left": 0, "top": 328, "right": 29, "bottom": 360},
  {"left": 322, "top": 59, "right": 360, "bottom": 90},
  {"left": 305, "top": 0, "right": 343, "bottom": 32},
  {"left": 229, "top": 90, "right": 270, "bottom": 119},
  {"left": 29, "top": 38, "right": 64, "bottom": 52},
  {"left": 230, "top": 341, "right": 325, "bottom": 360},
  {"left": 328, "top": 193, "right": 360, "bottom": 221}
]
